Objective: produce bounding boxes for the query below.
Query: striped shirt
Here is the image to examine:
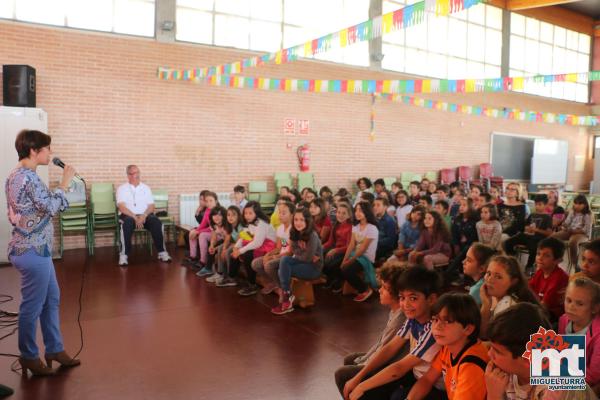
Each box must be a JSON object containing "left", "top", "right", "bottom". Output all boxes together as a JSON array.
[{"left": 396, "top": 318, "right": 444, "bottom": 389}]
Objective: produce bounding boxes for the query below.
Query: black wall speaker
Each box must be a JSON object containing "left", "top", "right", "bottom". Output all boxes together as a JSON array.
[{"left": 2, "top": 65, "right": 36, "bottom": 107}]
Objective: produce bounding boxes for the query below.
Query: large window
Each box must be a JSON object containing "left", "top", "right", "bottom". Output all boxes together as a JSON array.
[
  {"left": 176, "top": 0, "right": 370, "bottom": 66},
  {"left": 382, "top": 1, "right": 503, "bottom": 79},
  {"left": 509, "top": 13, "right": 591, "bottom": 103},
  {"left": 0, "top": 0, "right": 155, "bottom": 37}
]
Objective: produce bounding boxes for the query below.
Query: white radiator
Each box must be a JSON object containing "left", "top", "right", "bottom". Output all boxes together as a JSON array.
[{"left": 179, "top": 192, "right": 232, "bottom": 227}]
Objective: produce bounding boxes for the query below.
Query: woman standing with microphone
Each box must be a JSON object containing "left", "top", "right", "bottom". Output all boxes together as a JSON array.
[{"left": 5, "top": 129, "right": 81, "bottom": 376}]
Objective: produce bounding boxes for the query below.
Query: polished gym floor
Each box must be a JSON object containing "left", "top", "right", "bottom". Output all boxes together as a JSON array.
[{"left": 0, "top": 245, "right": 387, "bottom": 400}]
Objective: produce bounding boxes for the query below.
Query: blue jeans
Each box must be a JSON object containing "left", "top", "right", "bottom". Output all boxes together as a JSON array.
[
  {"left": 9, "top": 250, "right": 64, "bottom": 359},
  {"left": 278, "top": 256, "right": 321, "bottom": 292}
]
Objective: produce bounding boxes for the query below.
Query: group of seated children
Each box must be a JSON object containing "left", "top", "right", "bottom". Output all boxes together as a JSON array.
[
  {"left": 181, "top": 179, "right": 597, "bottom": 319},
  {"left": 336, "top": 262, "right": 600, "bottom": 399},
  {"left": 180, "top": 180, "right": 600, "bottom": 397}
]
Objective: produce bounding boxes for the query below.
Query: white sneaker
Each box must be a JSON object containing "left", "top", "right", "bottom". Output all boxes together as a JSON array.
[
  {"left": 158, "top": 251, "right": 172, "bottom": 262},
  {"left": 118, "top": 254, "right": 128, "bottom": 266},
  {"left": 206, "top": 273, "right": 222, "bottom": 283}
]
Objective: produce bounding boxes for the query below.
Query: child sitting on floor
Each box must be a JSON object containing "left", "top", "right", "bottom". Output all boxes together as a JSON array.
[
  {"left": 406, "top": 292, "right": 490, "bottom": 400},
  {"left": 559, "top": 277, "right": 600, "bottom": 395},
  {"left": 343, "top": 267, "right": 443, "bottom": 400},
  {"left": 462, "top": 243, "right": 497, "bottom": 306},
  {"left": 479, "top": 255, "right": 542, "bottom": 337},
  {"left": 485, "top": 302, "right": 597, "bottom": 399},
  {"left": 334, "top": 263, "right": 408, "bottom": 394}
]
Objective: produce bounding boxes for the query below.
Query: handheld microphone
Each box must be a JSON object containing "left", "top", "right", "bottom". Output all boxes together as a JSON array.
[{"left": 52, "top": 157, "right": 84, "bottom": 181}]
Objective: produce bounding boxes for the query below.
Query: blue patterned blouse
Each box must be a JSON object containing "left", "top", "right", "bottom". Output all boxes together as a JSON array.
[{"left": 5, "top": 167, "right": 69, "bottom": 257}]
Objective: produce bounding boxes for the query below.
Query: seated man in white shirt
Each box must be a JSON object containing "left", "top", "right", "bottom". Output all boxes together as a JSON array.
[{"left": 116, "top": 165, "right": 171, "bottom": 266}]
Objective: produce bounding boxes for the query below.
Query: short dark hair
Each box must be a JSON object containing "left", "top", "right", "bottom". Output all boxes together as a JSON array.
[
  {"left": 15, "top": 129, "right": 51, "bottom": 161},
  {"left": 538, "top": 237, "right": 566, "bottom": 260},
  {"left": 319, "top": 186, "right": 333, "bottom": 197},
  {"left": 233, "top": 185, "right": 245, "bottom": 194},
  {"left": 488, "top": 303, "right": 551, "bottom": 358},
  {"left": 378, "top": 264, "right": 407, "bottom": 300},
  {"left": 297, "top": 200, "right": 311, "bottom": 210},
  {"left": 278, "top": 200, "right": 296, "bottom": 215},
  {"left": 435, "top": 199, "right": 449, "bottom": 211},
  {"left": 436, "top": 185, "right": 449, "bottom": 194},
  {"left": 481, "top": 193, "right": 492, "bottom": 202},
  {"left": 409, "top": 181, "right": 420, "bottom": 187},
  {"left": 432, "top": 293, "right": 481, "bottom": 341},
  {"left": 583, "top": 239, "right": 600, "bottom": 259},
  {"left": 470, "top": 243, "right": 497, "bottom": 268},
  {"left": 533, "top": 193, "right": 548, "bottom": 204},
  {"left": 396, "top": 266, "right": 442, "bottom": 298},
  {"left": 374, "top": 197, "right": 390, "bottom": 207},
  {"left": 419, "top": 195, "right": 433, "bottom": 205},
  {"left": 391, "top": 182, "right": 403, "bottom": 189},
  {"left": 374, "top": 178, "right": 385, "bottom": 186},
  {"left": 360, "top": 192, "right": 375, "bottom": 205}
]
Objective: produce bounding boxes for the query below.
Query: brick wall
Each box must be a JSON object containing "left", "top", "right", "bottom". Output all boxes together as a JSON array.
[{"left": 0, "top": 20, "right": 594, "bottom": 250}]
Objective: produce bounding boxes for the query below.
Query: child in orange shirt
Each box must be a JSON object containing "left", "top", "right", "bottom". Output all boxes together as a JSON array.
[{"left": 406, "top": 293, "right": 489, "bottom": 400}]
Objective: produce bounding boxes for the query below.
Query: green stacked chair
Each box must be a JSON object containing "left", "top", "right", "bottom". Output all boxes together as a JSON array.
[
  {"left": 400, "top": 172, "right": 415, "bottom": 189},
  {"left": 274, "top": 172, "right": 293, "bottom": 193},
  {"left": 249, "top": 181, "right": 276, "bottom": 214},
  {"left": 562, "top": 193, "right": 577, "bottom": 211},
  {"left": 59, "top": 189, "right": 91, "bottom": 257},
  {"left": 90, "top": 183, "right": 123, "bottom": 252},
  {"left": 297, "top": 172, "right": 315, "bottom": 191},
  {"left": 248, "top": 180, "right": 264, "bottom": 202},
  {"left": 383, "top": 177, "right": 397, "bottom": 190},
  {"left": 153, "top": 189, "right": 176, "bottom": 244},
  {"left": 424, "top": 171, "right": 438, "bottom": 183}
]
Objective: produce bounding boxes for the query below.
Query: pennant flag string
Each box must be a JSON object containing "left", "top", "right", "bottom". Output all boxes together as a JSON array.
[
  {"left": 157, "top": 68, "right": 599, "bottom": 97},
  {"left": 370, "top": 94, "right": 376, "bottom": 142},
  {"left": 158, "top": 0, "right": 485, "bottom": 80},
  {"left": 377, "top": 93, "right": 599, "bottom": 127}
]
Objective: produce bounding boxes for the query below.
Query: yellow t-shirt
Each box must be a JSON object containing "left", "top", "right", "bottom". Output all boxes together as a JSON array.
[{"left": 270, "top": 211, "right": 280, "bottom": 230}]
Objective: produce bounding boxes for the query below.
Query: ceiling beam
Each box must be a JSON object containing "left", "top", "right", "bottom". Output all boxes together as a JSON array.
[
  {"left": 516, "top": 6, "right": 594, "bottom": 35},
  {"left": 506, "top": 0, "right": 582, "bottom": 10}
]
